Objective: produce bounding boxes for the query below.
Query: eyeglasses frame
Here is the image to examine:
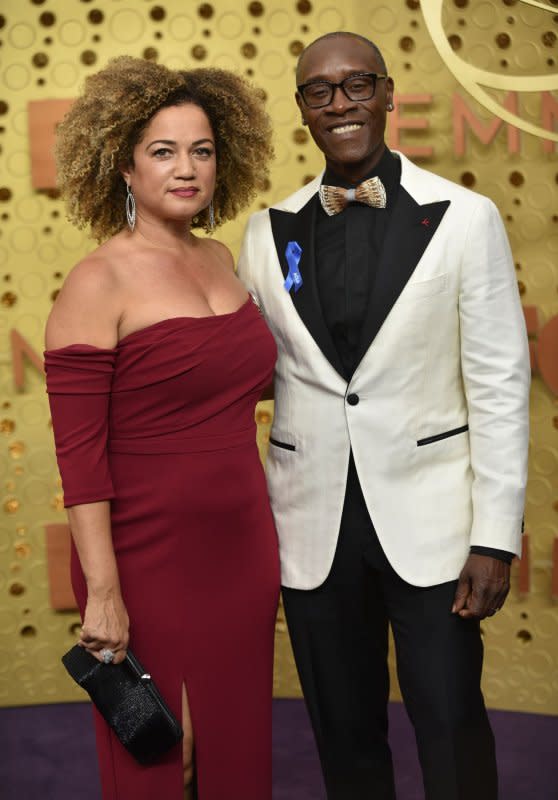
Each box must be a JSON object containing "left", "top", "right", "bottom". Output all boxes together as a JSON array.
[{"left": 297, "top": 72, "right": 388, "bottom": 109}]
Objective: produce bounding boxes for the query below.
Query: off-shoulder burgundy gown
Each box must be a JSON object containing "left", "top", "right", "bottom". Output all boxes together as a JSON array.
[{"left": 45, "top": 297, "right": 280, "bottom": 800}]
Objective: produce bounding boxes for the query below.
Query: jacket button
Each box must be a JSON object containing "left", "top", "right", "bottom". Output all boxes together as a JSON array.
[{"left": 346, "top": 393, "right": 359, "bottom": 406}]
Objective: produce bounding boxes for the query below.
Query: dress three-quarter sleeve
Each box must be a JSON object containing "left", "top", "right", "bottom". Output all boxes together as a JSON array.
[{"left": 44, "top": 345, "right": 117, "bottom": 508}]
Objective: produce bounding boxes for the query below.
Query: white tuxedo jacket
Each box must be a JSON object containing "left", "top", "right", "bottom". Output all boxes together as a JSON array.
[{"left": 238, "top": 152, "right": 530, "bottom": 590}]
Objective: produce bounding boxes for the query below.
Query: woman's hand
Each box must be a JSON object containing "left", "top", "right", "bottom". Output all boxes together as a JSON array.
[{"left": 80, "top": 587, "right": 129, "bottom": 665}]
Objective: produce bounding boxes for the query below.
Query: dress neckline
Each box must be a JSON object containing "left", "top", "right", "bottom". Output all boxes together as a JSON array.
[
  {"left": 44, "top": 296, "right": 254, "bottom": 356},
  {"left": 118, "top": 295, "right": 253, "bottom": 347}
]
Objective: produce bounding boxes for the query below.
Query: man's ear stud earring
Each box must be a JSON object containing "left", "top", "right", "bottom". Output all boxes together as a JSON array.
[{"left": 387, "top": 103, "right": 394, "bottom": 111}]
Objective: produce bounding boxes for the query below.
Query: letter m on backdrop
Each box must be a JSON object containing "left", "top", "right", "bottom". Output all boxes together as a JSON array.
[{"left": 453, "top": 92, "right": 520, "bottom": 156}]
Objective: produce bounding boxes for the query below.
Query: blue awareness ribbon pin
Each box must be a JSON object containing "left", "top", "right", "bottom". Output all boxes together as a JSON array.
[{"left": 284, "top": 241, "right": 303, "bottom": 294}]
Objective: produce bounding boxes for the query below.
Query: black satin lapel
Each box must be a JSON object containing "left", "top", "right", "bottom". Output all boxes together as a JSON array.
[
  {"left": 358, "top": 190, "right": 451, "bottom": 359},
  {"left": 269, "top": 198, "right": 346, "bottom": 378}
]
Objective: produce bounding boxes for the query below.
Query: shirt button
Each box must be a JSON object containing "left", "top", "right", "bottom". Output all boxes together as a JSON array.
[{"left": 346, "top": 393, "right": 359, "bottom": 406}]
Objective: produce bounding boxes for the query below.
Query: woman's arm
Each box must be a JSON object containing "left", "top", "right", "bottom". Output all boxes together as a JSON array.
[
  {"left": 46, "top": 255, "right": 128, "bottom": 662},
  {"left": 67, "top": 502, "right": 129, "bottom": 663}
]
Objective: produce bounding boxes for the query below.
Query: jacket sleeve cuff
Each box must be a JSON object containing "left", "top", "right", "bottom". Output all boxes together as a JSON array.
[{"left": 469, "top": 516, "right": 523, "bottom": 558}]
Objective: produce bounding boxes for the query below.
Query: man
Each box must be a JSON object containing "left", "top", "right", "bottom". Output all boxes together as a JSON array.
[{"left": 238, "top": 32, "right": 529, "bottom": 800}]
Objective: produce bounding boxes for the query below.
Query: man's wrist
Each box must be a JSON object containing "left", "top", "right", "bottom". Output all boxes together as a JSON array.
[{"left": 469, "top": 545, "right": 514, "bottom": 565}]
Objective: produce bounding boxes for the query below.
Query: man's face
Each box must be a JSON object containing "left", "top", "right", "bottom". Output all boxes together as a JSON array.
[{"left": 296, "top": 37, "right": 394, "bottom": 180}]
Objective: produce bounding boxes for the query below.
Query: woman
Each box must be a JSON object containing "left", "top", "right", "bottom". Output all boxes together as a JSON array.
[{"left": 44, "top": 56, "right": 278, "bottom": 800}]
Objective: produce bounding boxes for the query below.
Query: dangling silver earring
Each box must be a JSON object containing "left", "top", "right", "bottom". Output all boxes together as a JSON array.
[
  {"left": 125, "top": 184, "right": 136, "bottom": 231},
  {"left": 387, "top": 103, "right": 394, "bottom": 112},
  {"left": 208, "top": 200, "right": 215, "bottom": 230}
]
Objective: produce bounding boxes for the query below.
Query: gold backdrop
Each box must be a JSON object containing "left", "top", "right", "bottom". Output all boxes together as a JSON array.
[{"left": 0, "top": 0, "right": 557, "bottom": 713}]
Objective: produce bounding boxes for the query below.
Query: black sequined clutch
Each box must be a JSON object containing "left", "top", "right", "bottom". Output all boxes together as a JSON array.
[{"left": 62, "top": 644, "right": 183, "bottom": 764}]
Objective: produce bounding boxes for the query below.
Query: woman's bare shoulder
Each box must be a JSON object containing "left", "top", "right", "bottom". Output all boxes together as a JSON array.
[
  {"left": 197, "top": 236, "right": 235, "bottom": 270},
  {"left": 45, "top": 245, "right": 124, "bottom": 349}
]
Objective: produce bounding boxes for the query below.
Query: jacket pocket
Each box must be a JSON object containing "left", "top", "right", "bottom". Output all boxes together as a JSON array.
[
  {"left": 417, "top": 424, "right": 469, "bottom": 447},
  {"left": 398, "top": 273, "right": 448, "bottom": 302},
  {"left": 269, "top": 436, "right": 296, "bottom": 452}
]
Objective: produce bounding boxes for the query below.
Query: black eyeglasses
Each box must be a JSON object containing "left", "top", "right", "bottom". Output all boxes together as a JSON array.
[{"left": 297, "top": 72, "right": 387, "bottom": 109}]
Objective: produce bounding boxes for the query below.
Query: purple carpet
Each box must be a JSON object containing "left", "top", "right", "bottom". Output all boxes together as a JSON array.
[{"left": 1, "top": 700, "right": 556, "bottom": 799}]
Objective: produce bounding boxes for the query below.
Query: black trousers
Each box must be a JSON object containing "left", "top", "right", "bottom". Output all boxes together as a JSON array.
[{"left": 282, "top": 455, "right": 497, "bottom": 800}]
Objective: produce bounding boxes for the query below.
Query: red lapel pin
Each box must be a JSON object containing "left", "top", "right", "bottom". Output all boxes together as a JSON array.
[{"left": 421, "top": 217, "right": 430, "bottom": 226}]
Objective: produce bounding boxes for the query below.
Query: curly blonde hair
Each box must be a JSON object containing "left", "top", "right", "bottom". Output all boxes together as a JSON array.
[{"left": 55, "top": 56, "right": 274, "bottom": 242}]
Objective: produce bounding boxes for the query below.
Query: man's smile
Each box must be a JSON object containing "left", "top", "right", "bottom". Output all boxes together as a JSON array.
[{"left": 329, "top": 122, "right": 364, "bottom": 135}]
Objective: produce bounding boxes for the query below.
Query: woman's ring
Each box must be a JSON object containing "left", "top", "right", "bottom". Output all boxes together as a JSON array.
[{"left": 101, "top": 648, "right": 115, "bottom": 664}]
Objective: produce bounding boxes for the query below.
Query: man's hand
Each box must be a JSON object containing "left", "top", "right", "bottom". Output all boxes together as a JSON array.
[{"left": 452, "top": 554, "right": 510, "bottom": 619}]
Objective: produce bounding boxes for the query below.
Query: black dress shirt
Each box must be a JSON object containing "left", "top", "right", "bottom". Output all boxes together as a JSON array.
[
  {"left": 315, "top": 147, "right": 400, "bottom": 378},
  {"left": 314, "top": 147, "right": 513, "bottom": 566}
]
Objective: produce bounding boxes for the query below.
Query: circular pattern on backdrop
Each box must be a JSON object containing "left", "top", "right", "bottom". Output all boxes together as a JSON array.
[
  {"left": 37, "top": 243, "right": 59, "bottom": 264},
  {"left": 533, "top": 609, "right": 558, "bottom": 640},
  {"left": 217, "top": 12, "right": 245, "bottom": 39},
  {"left": 8, "top": 23, "right": 36, "bottom": 50},
  {"left": 416, "top": 45, "right": 443, "bottom": 73},
  {"left": 27, "top": 448, "right": 56, "bottom": 477},
  {"left": 514, "top": 40, "right": 542, "bottom": 70},
  {"left": 260, "top": 50, "right": 287, "bottom": 79},
  {"left": 20, "top": 273, "right": 47, "bottom": 299},
  {"left": 269, "top": 96, "right": 298, "bottom": 126},
  {"left": 51, "top": 61, "right": 79, "bottom": 88},
  {"left": 368, "top": 6, "right": 397, "bottom": 33},
  {"left": 467, "top": 43, "right": 494, "bottom": 69},
  {"left": 6, "top": 151, "right": 30, "bottom": 179},
  {"left": 58, "top": 20, "right": 86, "bottom": 47},
  {"left": 526, "top": 649, "right": 554, "bottom": 682},
  {"left": 27, "top": 562, "right": 48, "bottom": 592},
  {"left": 532, "top": 684, "right": 554, "bottom": 706},
  {"left": 2, "top": 63, "right": 31, "bottom": 91},
  {"left": 10, "top": 228, "right": 38, "bottom": 254},
  {"left": 13, "top": 313, "right": 41, "bottom": 341},
  {"left": 317, "top": 7, "right": 345, "bottom": 32},
  {"left": 0, "top": 610, "right": 17, "bottom": 637},
  {"left": 471, "top": 2, "right": 497, "bottom": 29},
  {"left": 267, "top": 10, "right": 293, "bottom": 37},
  {"left": 529, "top": 389, "right": 554, "bottom": 424},
  {"left": 528, "top": 260, "right": 556, "bottom": 292},
  {"left": 168, "top": 14, "right": 196, "bottom": 41},
  {"left": 12, "top": 109, "right": 29, "bottom": 136},
  {"left": 22, "top": 479, "right": 50, "bottom": 506},
  {"left": 518, "top": 211, "right": 546, "bottom": 242},
  {"left": 518, "top": 5, "right": 546, "bottom": 27},
  {"left": 462, "top": 141, "right": 493, "bottom": 166},
  {"left": 57, "top": 226, "right": 85, "bottom": 251},
  {"left": 15, "top": 196, "right": 43, "bottom": 227},
  {"left": 531, "top": 446, "right": 558, "bottom": 477},
  {"left": 526, "top": 182, "right": 554, "bottom": 210},
  {"left": 525, "top": 475, "right": 551, "bottom": 506},
  {"left": 109, "top": 9, "right": 145, "bottom": 43}
]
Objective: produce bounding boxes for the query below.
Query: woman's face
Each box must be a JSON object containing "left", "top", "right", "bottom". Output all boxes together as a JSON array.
[{"left": 122, "top": 102, "right": 216, "bottom": 228}]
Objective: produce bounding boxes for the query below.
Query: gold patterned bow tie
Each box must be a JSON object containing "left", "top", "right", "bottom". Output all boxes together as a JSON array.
[{"left": 319, "top": 176, "right": 387, "bottom": 216}]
